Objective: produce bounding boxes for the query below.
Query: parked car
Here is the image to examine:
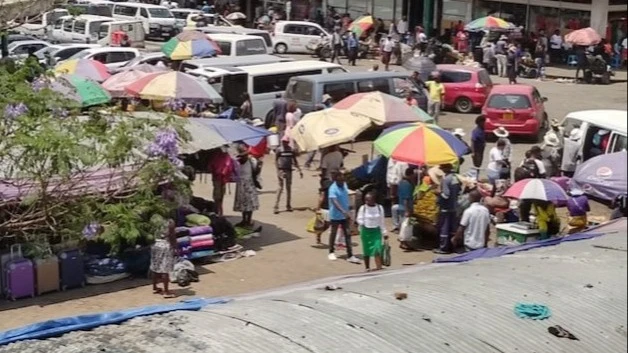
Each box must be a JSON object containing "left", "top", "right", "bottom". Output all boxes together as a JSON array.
[
  {"left": 34, "top": 43, "right": 101, "bottom": 66},
  {"left": 560, "top": 110, "right": 627, "bottom": 162},
  {"left": 285, "top": 71, "right": 428, "bottom": 116},
  {"left": 111, "top": 2, "right": 176, "bottom": 40},
  {"left": 271, "top": 20, "right": 330, "bottom": 54},
  {"left": 3, "top": 40, "right": 51, "bottom": 59},
  {"left": 209, "top": 33, "right": 268, "bottom": 57},
  {"left": 7, "top": 34, "right": 38, "bottom": 45},
  {"left": 436, "top": 64, "right": 493, "bottom": 113},
  {"left": 49, "top": 15, "right": 114, "bottom": 44},
  {"left": 111, "top": 52, "right": 167, "bottom": 72},
  {"left": 68, "top": 46, "right": 140, "bottom": 69},
  {"left": 195, "top": 26, "right": 272, "bottom": 54},
  {"left": 481, "top": 84, "right": 548, "bottom": 140}
]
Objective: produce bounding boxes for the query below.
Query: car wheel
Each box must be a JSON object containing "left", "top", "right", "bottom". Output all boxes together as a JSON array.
[
  {"left": 320, "top": 47, "right": 331, "bottom": 59},
  {"left": 454, "top": 97, "right": 473, "bottom": 114},
  {"left": 275, "top": 43, "right": 288, "bottom": 54}
]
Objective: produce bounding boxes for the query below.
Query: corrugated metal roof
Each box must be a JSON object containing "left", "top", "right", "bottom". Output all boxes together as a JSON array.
[{"left": 2, "top": 220, "right": 626, "bottom": 353}]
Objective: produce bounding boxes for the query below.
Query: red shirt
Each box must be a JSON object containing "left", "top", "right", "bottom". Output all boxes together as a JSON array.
[{"left": 248, "top": 139, "right": 267, "bottom": 159}]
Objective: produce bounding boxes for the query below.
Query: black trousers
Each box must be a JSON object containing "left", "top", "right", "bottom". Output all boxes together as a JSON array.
[
  {"left": 329, "top": 219, "right": 353, "bottom": 257},
  {"left": 331, "top": 44, "right": 342, "bottom": 64}
]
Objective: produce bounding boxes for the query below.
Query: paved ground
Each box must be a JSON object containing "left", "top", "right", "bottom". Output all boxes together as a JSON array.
[{"left": 0, "top": 53, "right": 626, "bottom": 331}]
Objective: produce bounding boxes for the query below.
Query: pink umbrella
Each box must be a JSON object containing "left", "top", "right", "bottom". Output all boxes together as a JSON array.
[
  {"left": 565, "top": 27, "right": 602, "bottom": 46},
  {"left": 102, "top": 66, "right": 168, "bottom": 97}
]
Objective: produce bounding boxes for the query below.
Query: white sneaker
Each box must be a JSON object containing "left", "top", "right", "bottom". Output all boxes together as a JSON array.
[
  {"left": 347, "top": 256, "right": 361, "bottom": 264},
  {"left": 328, "top": 253, "right": 337, "bottom": 261}
]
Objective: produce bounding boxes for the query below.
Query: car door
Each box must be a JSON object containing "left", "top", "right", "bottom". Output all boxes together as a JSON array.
[
  {"left": 61, "top": 18, "right": 74, "bottom": 42},
  {"left": 438, "top": 70, "right": 457, "bottom": 106},
  {"left": 282, "top": 24, "right": 303, "bottom": 52},
  {"left": 105, "top": 51, "right": 132, "bottom": 68},
  {"left": 607, "top": 132, "right": 627, "bottom": 154},
  {"left": 302, "top": 24, "right": 323, "bottom": 52},
  {"left": 71, "top": 19, "right": 87, "bottom": 43},
  {"left": 531, "top": 88, "right": 545, "bottom": 122}
]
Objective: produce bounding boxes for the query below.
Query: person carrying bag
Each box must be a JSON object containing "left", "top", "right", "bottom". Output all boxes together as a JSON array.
[{"left": 356, "top": 192, "right": 388, "bottom": 272}]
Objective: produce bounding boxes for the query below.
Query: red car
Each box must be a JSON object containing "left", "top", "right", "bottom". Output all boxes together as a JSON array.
[
  {"left": 482, "top": 84, "right": 549, "bottom": 139},
  {"left": 436, "top": 64, "right": 493, "bottom": 113}
]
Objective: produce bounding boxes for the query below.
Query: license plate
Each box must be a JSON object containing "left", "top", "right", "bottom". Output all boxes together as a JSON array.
[
  {"left": 503, "top": 112, "right": 514, "bottom": 120},
  {"left": 162, "top": 33, "right": 170, "bottom": 37}
]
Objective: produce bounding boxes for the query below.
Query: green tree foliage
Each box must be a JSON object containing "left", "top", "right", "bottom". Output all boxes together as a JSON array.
[{"left": 0, "top": 63, "right": 189, "bottom": 253}]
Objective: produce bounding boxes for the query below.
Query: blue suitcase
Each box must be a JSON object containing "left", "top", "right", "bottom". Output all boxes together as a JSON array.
[{"left": 58, "top": 249, "right": 85, "bottom": 290}]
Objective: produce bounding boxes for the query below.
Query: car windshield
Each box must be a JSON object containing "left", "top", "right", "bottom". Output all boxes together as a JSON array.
[
  {"left": 487, "top": 94, "right": 531, "bottom": 109},
  {"left": 34, "top": 46, "right": 58, "bottom": 58},
  {"left": 69, "top": 50, "right": 92, "bottom": 60},
  {"left": 172, "top": 11, "right": 191, "bottom": 19},
  {"left": 148, "top": 8, "right": 173, "bottom": 18}
]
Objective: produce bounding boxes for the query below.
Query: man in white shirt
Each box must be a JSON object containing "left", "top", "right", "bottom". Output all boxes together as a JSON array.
[
  {"left": 549, "top": 29, "right": 563, "bottom": 64},
  {"left": 330, "top": 28, "right": 343, "bottom": 65},
  {"left": 397, "top": 16, "right": 408, "bottom": 37},
  {"left": 453, "top": 190, "right": 490, "bottom": 251},
  {"left": 386, "top": 158, "right": 409, "bottom": 200},
  {"left": 381, "top": 35, "right": 395, "bottom": 71}
]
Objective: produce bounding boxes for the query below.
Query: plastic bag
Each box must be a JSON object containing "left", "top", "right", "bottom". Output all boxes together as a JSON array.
[
  {"left": 313, "top": 214, "right": 329, "bottom": 232},
  {"left": 382, "top": 240, "right": 391, "bottom": 267},
  {"left": 306, "top": 216, "right": 317, "bottom": 233},
  {"left": 398, "top": 218, "right": 413, "bottom": 242}
]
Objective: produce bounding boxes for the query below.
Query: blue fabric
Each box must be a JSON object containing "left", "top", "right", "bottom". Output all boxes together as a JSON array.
[
  {"left": 328, "top": 182, "right": 350, "bottom": 221},
  {"left": 351, "top": 156, "right": 386, "bottom": 182},
  {"left": 347, "top": 36, "right": 358, "bottom": 48},
  {"left": 514, "top": 303, "right": 552, "bottom": 320},
  {"left": 434, "top": 231, "right": 603, "bottom": 263},
  {"left": 85, "top": 257, "right": 127, "bottom": 277},
  {"left": 217, "top": 107, "right": 237, "bottom": 120},
  {"left": 396, "top": 179, "right": 414, "bottom": 212},
  {"left": 0, "top": 297, "right": 229, "bottom": 346},
  {"left": 471, "top": 127, "right": 485, "bottom": 152}
]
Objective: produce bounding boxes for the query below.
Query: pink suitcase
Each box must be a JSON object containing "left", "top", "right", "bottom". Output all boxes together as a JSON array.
[{"left": 4, "top": 245, "right": 35, "bottom": 301}]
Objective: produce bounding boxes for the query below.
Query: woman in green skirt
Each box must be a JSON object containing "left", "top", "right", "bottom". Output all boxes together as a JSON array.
[{"left": 356, "top": 192, "right": 387, "bottom": 271}]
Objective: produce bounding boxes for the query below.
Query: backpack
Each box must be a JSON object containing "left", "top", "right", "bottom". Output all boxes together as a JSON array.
[{"left": 515, "top": 159, "right": 540, "bottom": 181}]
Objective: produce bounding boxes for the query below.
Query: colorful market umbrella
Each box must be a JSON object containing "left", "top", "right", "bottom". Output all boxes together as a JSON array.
[
  {"left": 374, "top": 123, "right": 468, "bottom": 165},
  {"left": 292, "top": 108, "right": 373, "bottom": 152},
  {"left": 570, "top": 151, "right": 627, "bottom": 201},
  {"left": 333, "top": 92, "right": 433, "bottom": 125},
  {"left": 349, "top": 15, "right": 374, "bottom": 36},
  {"left": 503, "top": 179, "right": 569, "bottom": 203},
  {"left": 161, "top": 30, "right": 221, "bottom": 60},
  {"left": 102, "top": 66, "right": 168, "bottom": 97},
  {"left": 51, "top": 74, "right": 111, "bottom": 107},
  {"left": 465, "top": 16, "right": 513, "bottom": 32},
  {"left": 125, "top": 71, "right": 222, "bottom": 103},
  {"left": 188, "top": 118, "right": 270, "bottom": 144},
  {"left": 54, "top": 59, "right": 111, "bottom": 82},
  {"left": 565, "top": 27, "right": 602, "bottom": 46}
]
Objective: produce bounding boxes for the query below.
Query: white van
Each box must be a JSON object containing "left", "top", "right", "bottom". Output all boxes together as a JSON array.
[
  {"left": 209, "top": 33, "right": 268, "bottom": 57},
  {"left": 271, "top": 20, "right": 330, "bottom": 54},
  {"left": 170, "top": 8, "right": 200, "bottom": 30},
  {"left": 15, "top": 9, "right": 69, "bottom": 37},
  {"left": 560, "top": 110, "right": 627, "bottom": 163},
  {"left": 112, "top": 2, "right": 176, "bottom": 40},
  {"left": 50, "top": 15, "right": 114, "bottom": 44},
  {"left": 196, "top": 26, "right": 272, "bottom": 54},
  {"left": 221, "top": 61, "right": 347, "bottom": 122},
  {"left": 97, "top": 20, "right": 145, "bottom": 48}
]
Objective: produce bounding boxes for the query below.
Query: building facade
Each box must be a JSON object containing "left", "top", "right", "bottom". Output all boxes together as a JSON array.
[{"left": 472, "top": 0, "right": 627, "bottom": 43}]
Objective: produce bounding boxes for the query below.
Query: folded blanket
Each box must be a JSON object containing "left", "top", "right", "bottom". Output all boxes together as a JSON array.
[
  {"left": 189, "top": 250, "right": 215, "bottom": 260},
  {"left": 190, "top": 239, "right": 214, "bottom": 249},
  {"left": 185, "top": 214, "right": 211, "bottom": 227},
  {"left": 175, "top": 228, "right": 190, "bottom": 237},
  {"left": 86, "top": 272, "right": 130, "bottom": 285},
  {"left": 177, "top": 236, "right": 191, "bottom": 247},
  {"left": 188, "top": 226, "right": 213, "bottom": 236},
  {"left": 190, "top": 234, "right": 213, "bottom": 242}
]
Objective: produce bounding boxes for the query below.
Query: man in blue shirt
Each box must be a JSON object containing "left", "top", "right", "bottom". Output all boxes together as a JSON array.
[
  {"left": 328, "top": 171, "right": 360, "bottom": 263},
  {"left": 434, "top": 163, "right": 461, "bottom": 254},
  {"left": 470, "top": 115, "right": 486, "bottom": 170},
  {"left": 347, "top": 32, "right": 359, "bottom": 66},
  {"left": 391, "top": 168, "right": 415, "bottom": 232}
]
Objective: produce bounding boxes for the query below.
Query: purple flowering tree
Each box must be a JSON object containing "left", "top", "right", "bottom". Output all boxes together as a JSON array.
[{"left": 0, "top": 65, "right": 190, "bottom": 253}]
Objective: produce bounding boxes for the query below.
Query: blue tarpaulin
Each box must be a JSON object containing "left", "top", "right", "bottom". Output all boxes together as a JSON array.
[
  {"left": 434, "top": 232, "right": 604, "bottom": 263},
  {"left": 0, "top": 297, "right": 229, "bottom": 346}
]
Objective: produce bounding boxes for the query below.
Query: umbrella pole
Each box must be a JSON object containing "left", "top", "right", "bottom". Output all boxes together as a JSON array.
[{"left": 370, "top": 142, "right": 374, "bottom": 160}]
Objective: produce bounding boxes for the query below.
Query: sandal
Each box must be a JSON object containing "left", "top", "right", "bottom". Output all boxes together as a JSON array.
[
  {"left": 153, "top": 288, "right": 163, "bottom": 294},
  {"left": 163, "top": 292, "right": 177, "bottom": 299}
]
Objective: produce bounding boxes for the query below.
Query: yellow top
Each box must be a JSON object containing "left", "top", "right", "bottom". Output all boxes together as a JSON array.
[{"left": 426, "top": 81, "right": 446, "bottom": 102}]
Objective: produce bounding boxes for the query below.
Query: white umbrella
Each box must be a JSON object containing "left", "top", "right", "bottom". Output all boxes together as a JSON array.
[{"left": 226, "top": 12, "right": 246, "bottom": 20}]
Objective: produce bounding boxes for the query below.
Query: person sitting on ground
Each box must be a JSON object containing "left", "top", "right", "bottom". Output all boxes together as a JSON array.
[
  {"left": 567, "top": 188, "right": 590, "bottom": 234},
  {"left": 356, "top": 192, "right": 387, "bottom": 272},
  {"left": 452, "top": 190, "right": 490, "bottom": 252}
]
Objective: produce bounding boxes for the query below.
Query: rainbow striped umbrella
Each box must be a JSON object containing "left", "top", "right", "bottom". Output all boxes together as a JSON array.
[
  {"left": 125, "top": 71, "right": 222, "bottom": 103},
  {"left": 333, "top": 92, "right": 433, "bottom": 124},
  {"left": 51, "top": 74, "right": 111, "bottom": 107},
  {"left": 102, "top": 66, "right": 168, "bottom": 98},
  {"left": 349, "top": 15, "right": 374, "bottom": 36},
  {"left": 161, "top": 30, "right": 221, "bottom": 60},
  {"left": 503, "top": 179, "right": 568, "bottom": 202},
  {"left": 465, "top": 16, "right": 514, "bottom": 32},
  {"left": 374, "top": 123, "right": 468, "bottom": 165},
  {"left": 54, "top": 59, "right": 110, "bottom": 82}
]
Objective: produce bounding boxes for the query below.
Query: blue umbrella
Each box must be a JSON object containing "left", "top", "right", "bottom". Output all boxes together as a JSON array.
[
  {"left": 188, "top": 118, "right": 270, "bottom": 144},
  {"left": 570, "top": 150, "right": 627, "bottom": 201},
  {"left": 217, "top": 107, "right": 238, "bottom": 119}
]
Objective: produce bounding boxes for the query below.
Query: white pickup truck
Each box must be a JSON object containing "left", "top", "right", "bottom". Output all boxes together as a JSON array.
[{"left": 14, "top": 9, "right": 69, "bottom": 38}]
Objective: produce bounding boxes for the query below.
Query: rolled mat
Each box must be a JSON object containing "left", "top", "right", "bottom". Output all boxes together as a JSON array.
[
  {"left": 189, "top": 250, "right": 215, "bottom": 260},
  {"left": 188, "top": 226, "right": 213, "bottom": 236},
  {"left": 190, "top": 239, "right": 214, "bottom": 249},
  {"left": 190, "top": 234, "right": 213, "bottom": 242}
]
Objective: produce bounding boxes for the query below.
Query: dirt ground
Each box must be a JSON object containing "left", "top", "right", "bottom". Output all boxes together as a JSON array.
[{"left": 0, "top": 59, "right": 623, "bottom": 331}]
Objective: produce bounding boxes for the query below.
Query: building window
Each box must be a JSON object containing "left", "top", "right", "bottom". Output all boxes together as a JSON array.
[{"left": 374, "top": 0, "right": 395, "bottom": 22}]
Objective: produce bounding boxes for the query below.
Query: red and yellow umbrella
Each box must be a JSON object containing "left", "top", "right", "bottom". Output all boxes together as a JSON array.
[
  {"left": 349, "top": 15, "right": 374, "bottom": 36},
  {"left": 464, "top": 16, "right": 513, "bottom": 32}
]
